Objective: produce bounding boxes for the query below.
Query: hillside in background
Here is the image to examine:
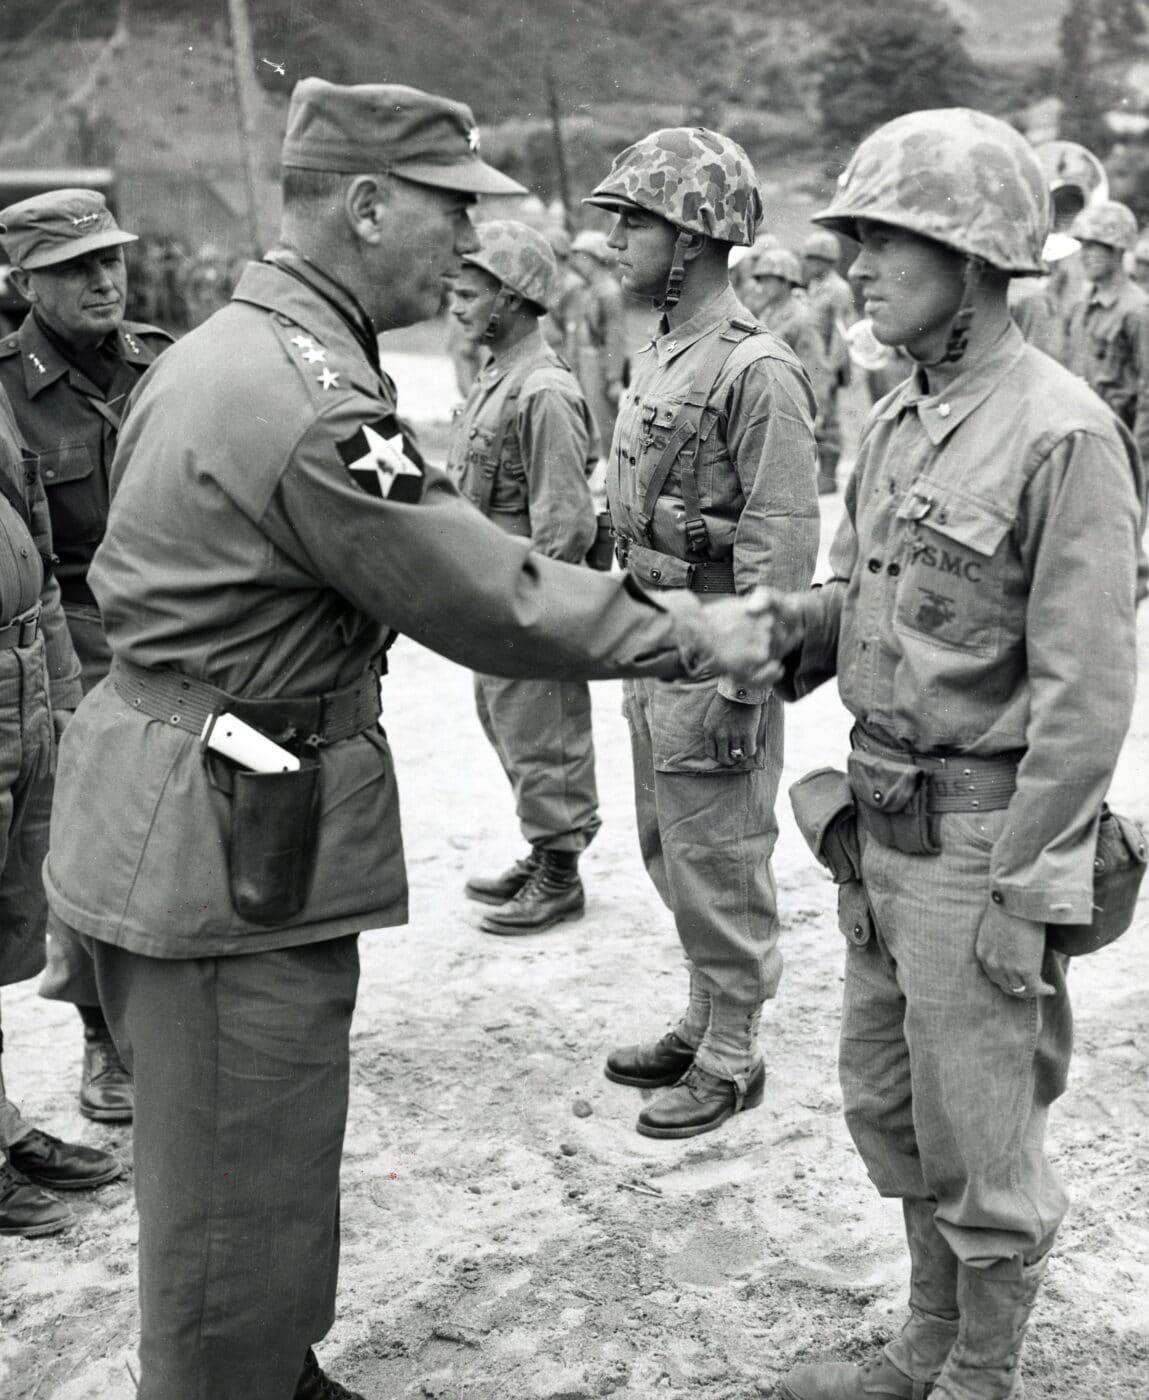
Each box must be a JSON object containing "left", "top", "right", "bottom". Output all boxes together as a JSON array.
[{"left": 0, "top": 0, "right": 1064, "bottom": 255}]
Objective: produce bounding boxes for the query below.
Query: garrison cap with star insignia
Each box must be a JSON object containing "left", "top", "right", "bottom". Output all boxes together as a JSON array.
[
  {"left": 281, "top": 76, "right": 526, "bottom": 196},
  {"left": 0, "top": 188, "right": 137, "bottom": 271},
  {"left": 338, "top": 416, "right": 425, "bottom": 503}
]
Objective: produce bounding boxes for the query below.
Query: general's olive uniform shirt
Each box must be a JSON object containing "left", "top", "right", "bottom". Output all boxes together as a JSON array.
[
  {"left": 447, "top": 328, "right": 597, "bottom": 560},
  {"left": 0, "top": 313, "right": 171, "bottom": 609},
  {"left": 783, "top": 324, "right": 1141, "bottom": 926},
  {"left": 609, "top": 284, "right": 820, "bottom": 704},
  {"left": 44, "top": 254, "right": 710, "bottom": 958}
]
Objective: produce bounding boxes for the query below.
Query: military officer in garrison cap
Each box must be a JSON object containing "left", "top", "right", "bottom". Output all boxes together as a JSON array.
[
  {"left": 0, "top": 187, "right": 171, "bottom": 1126},
  {"left": 43, "top": 78, "right": 782, "bottom": 1400}
]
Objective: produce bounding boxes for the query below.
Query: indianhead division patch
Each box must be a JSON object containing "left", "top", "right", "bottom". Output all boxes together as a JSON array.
[{"left": 337, "top": 416, "right": 425, "bottom": 505}]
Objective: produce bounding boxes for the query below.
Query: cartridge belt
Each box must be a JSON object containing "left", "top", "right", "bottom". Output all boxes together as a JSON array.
[
  {"left": 614, "top": 537, "right": 736, "bottom": 595},
  {"left": 851, "top": 724, "right": 1019, "bottom": 813},
  {"left": 111, "top": 659, "right": 381, "bottom": 746}
]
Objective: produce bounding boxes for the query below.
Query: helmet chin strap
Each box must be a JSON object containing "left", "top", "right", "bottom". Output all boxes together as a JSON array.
[
  {"left": 655, "top": 230, "right": 694, "bottom": 313},
  {"left": 922, "top": 255, "right": 986, "bottom": 368},
  {"left": 481, "top": 286, "right": 512, "bottom": 345}
]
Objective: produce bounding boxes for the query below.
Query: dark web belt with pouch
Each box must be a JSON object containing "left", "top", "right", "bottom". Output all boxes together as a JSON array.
[{"left": 111, "top": 659, "right": 381, "bottom": 926}]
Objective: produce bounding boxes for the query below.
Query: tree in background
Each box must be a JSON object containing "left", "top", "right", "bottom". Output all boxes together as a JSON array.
[
  {"left": 1057, "top": 0, "right": 1147, "bottom": 157},
  {"left": 817, "top": 0, "right": 981, "bottom": 162}
]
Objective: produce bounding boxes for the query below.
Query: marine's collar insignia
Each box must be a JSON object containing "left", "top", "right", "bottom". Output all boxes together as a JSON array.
[
  {"left": 338, "top": 417, "right": 424, "bottom": 504},
  {"left": 317, "top": 367, "right": 340, "bottom": 391},
  {"left": 29, "top": 352, "right": 47, "bottom": 375}
]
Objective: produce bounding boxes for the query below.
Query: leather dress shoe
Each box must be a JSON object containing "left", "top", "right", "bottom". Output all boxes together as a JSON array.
[
  {"left": 779, "top": 1354, "right": 934, "bottom": 1400},
  {"left": 0, "top": 1162, "right": 74, "bottom": 1237},
  {"left": 80, "top": 1029, "right": 134, "bottom": 1122},
  {"left": 295, "top": 1347, "right": 366, "bottom": 1400},
  {"left": 604, "top": 1031, "right": 697, "bottom": 1088},
  {"left": 6, "top": 1128, "right": 123, "bottom": 1191},
  {"left": 464, "top": 851, "right": 539, "bottom": 905},
  {"left": 636, "top": 1059, "right": 765, "bottom": 1139}
]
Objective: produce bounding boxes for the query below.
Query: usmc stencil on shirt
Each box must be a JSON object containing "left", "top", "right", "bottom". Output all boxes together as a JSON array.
[{"left": 337, "top": 416, "right": 425, "bottom": 504}]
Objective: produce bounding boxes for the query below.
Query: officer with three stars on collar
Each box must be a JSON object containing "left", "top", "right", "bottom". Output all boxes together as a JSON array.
[
  {"left": 0, "top": 188, "right": 171, "bottom": 1128},
  {"left": 41, "top": 77, "right": 780, "bottom": 1400}
]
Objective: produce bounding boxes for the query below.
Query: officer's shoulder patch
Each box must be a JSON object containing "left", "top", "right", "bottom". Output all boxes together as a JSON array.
[{"left": 336, "top": 414, "right": 424, "bottom": 504}]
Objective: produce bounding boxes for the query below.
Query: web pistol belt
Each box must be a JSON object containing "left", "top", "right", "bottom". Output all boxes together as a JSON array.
[
  {"left": 851, "top": 725, "right": 1019, "bottom": 814},
  {"left": 0, "top": 605, "right": 41, "bottom": 651},
  {"left": 614, "top": 537, "right": 736, "bottom": 595},
  {"left": 110, "top": 658, "right": 382, "bottom": 747}
]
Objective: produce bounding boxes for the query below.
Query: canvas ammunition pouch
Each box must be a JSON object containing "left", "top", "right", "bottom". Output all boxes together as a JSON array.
[
  {"left": 788, "top": 766, "right": 872, "bottom": 947},
  {"left": 112, "top": 660, "right": 381, "bottom": 926},
  {"left": 1047, "top": 805, "right": 1148, "bottom": 957}
]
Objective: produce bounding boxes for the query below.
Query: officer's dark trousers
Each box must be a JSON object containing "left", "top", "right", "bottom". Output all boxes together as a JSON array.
[{"left": 87, "top": 933, "right": 360, "bottom": 1400}]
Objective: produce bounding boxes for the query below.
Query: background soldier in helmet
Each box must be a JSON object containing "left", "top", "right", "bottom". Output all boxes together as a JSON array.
[
  {"left": 447, "top": 221, "right": 601, "bottom": 935},
  {"left": 1062, "top": 199, "right": 1149, "bottom": 462},
  {"left": 569, "top": 229, "right": 628, "bottom": 456},
  {"left": 1011, "top": 137, "right": 1110, "bottom": 359},
  {"left": 802, "top": 229, "right": 857, "bottom": 493},
  {"left": 748, "top": 108, "right": 1141, "bottom": 1400},
  {"left": 586, "top": 127, "right": 819, "bottom": 1140},
  {"left": 744, "top": 246, "right": 831, "bottom": 420},
  {"left": 0, "top": 188, "right": 172, "bottom": 1129}
]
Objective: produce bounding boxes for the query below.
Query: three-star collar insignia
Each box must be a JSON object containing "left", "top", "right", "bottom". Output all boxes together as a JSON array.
[
  {"left": 288, "top": 331, "right": 340, "bottom": 390},
  {"left": 337, "top": 416, "right": 424, "bottom": 504}
]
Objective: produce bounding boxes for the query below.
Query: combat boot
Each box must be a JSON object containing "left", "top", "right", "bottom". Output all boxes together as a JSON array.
[
  {"left": 464, "top": 849, "right": 540, "bottom": 905},
  {"left": 80, "top": 1027, "right": 134, "bottom": 1122},
  {"left": 930, "top": 1251, "right": 1049, "bottom": 1399},
  {"left": 294, "top": 1346, "right": 366, "bottom": 1400},
  {"left": 778, "top": 1198, "right": 958, "bottom": 1400},
  {"left": 479, "top": 850, "right": 584, "bottom": 934},
  {"left": 605, "top": 1030, "right": 697, "bottom": 1087},
  {"left": 817, "top": 447, "right": 840, "bottom": 495},
  {"left": 0, "top": 1161, "right": 74, "bottom": 1238},
  {"left": 635, "top": 1059, "right": 764, "bottom": 1138}
]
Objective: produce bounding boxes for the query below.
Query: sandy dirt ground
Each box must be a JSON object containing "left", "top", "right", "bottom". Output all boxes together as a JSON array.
[{"left": 1, "top": 354, "right": 1147, "bottom": 1399}]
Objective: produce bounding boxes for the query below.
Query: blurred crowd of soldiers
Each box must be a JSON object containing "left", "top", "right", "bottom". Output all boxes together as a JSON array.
[{"left": 122, "top": 234, "right": 245, "bottom": 330}]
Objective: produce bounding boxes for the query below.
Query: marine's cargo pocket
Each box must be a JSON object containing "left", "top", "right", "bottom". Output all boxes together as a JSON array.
[{"left": 227, "top": 760, "right": 322, "bottom": 926}]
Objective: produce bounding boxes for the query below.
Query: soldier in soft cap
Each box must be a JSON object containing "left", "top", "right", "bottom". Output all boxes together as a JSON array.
[
  {"left": 749, "top": 108, "right": 1141, "bottom": 1400},
  {"left": 448, "top": 220, "right": 602, "bottom": 933},
  {"left": 42, "top": 79, "right": 783, "bottom": 1399},
  {"left": 0, "top": 187, "right": 172, "bottom": 1129}
]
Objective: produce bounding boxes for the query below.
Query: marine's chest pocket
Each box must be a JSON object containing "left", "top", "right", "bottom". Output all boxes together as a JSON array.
[
  {"left": 891, "top": 491, "right": 1010, "bottom": 655},
  {"left": 38, "top": 443, "right": 103, "bottom": 540}
]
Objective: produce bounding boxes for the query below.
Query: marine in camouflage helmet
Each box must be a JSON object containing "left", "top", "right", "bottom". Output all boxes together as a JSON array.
[
  {"left": 802, "top": 230, "right": 841, "bottom": 264},
  {"left": 461, "top": 219, "right": 557, "bottom": 311},
  {"left": 584, "top": 127, "right": 763, "bottom": 247},
  {"left": 751, "top": 247, "right": 804, "bottom": 286},
  {"left": 814, "top": 108, "right": 1050, "bottom": 277},
  {"left": 1070, "top": 200, "right": 1139, "bottom": 252}
]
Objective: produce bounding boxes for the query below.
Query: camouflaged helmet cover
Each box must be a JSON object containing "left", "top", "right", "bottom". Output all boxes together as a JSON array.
[
  {"left": 461, "top": 219, "right": 557, "bottom": 310},
  {"left": 585, "top": 127, "right": 763, "bottom": 246},
  {"left": 1070, "top": 200, "right": 1139, "bottom": 251},
  {"left": 1035, "top": 139, "right": 1109, "bottom": 205},
  {"left": 814, "top": 108, "right": 1050, "bottom": 275},
  {"left": 803, "top": 229, "right": 842, "bottom": 262},
  {"left": 752, "top": 247, "right": 804, "bottom": 284}
]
